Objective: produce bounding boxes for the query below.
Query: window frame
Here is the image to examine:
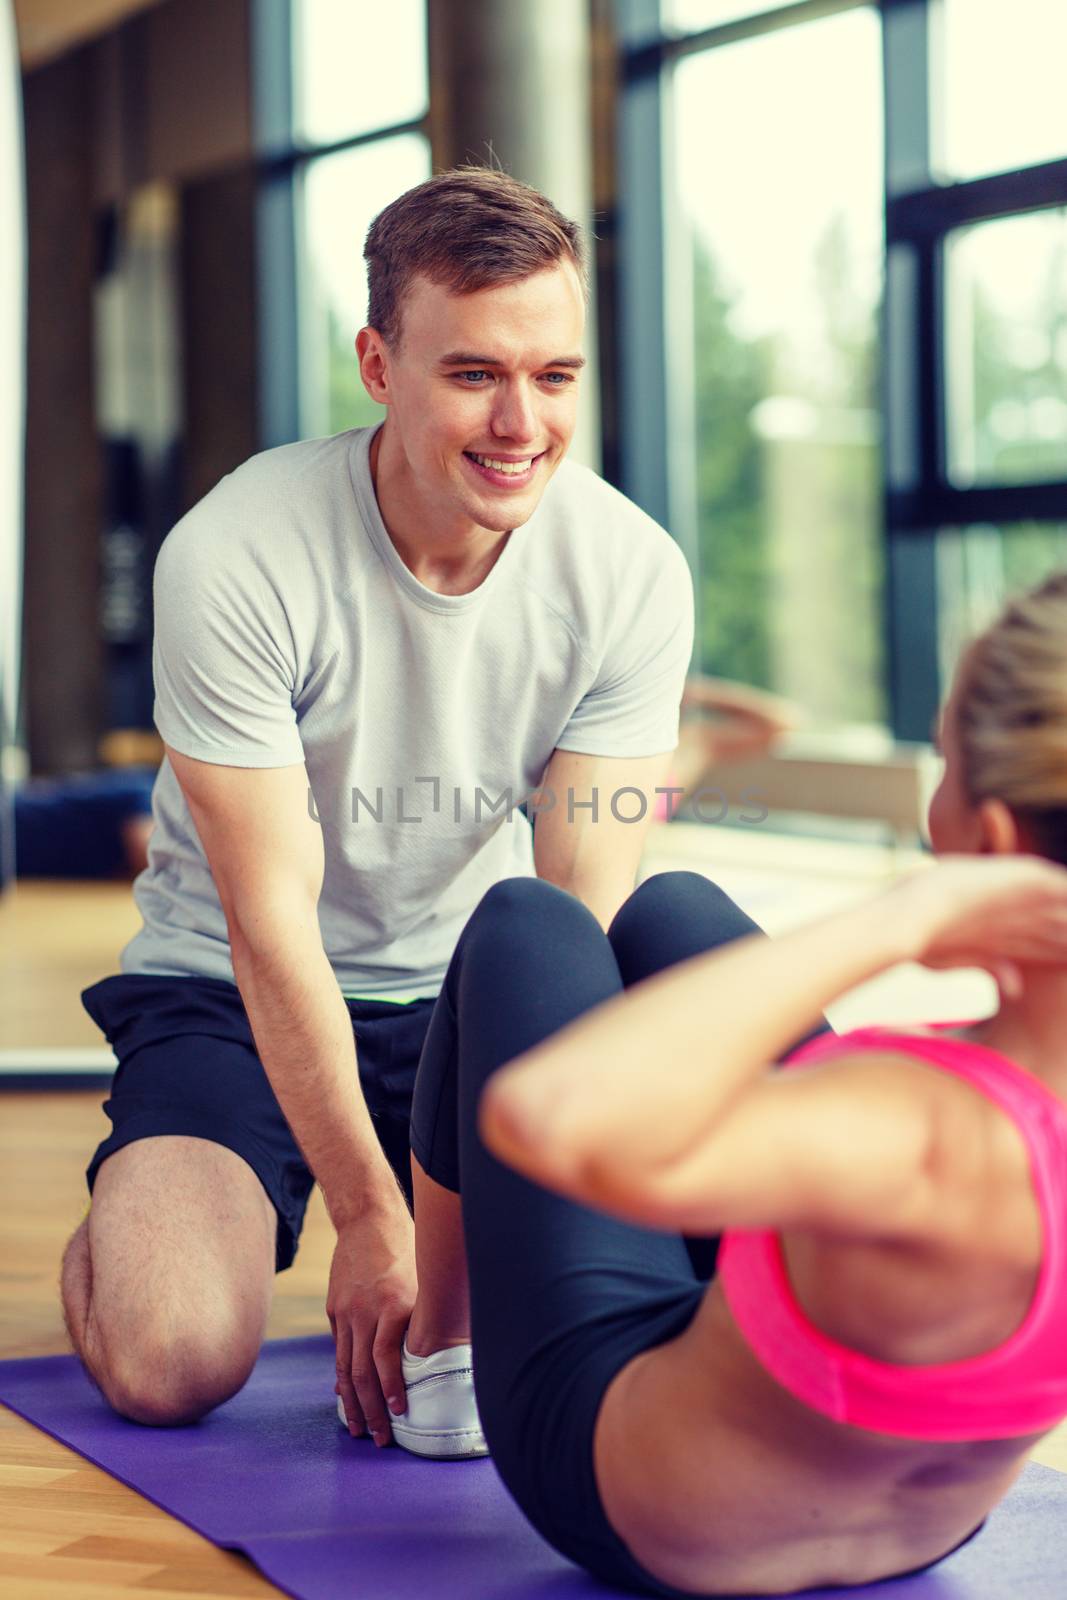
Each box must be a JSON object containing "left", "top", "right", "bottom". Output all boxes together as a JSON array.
[
  {"left": 616, "top": 0, "right": 1067, "bottom": 741},
  {"left": 250, "top": 0, "right": 430, "bottom": 448}
]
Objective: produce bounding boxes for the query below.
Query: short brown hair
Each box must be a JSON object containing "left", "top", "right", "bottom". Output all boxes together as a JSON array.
[
  {"left": 955, "top": 570, "right": 1067, "bottom": 865},
  {"left": 364, "top": 166, "right": 587, "bottom": 348}
]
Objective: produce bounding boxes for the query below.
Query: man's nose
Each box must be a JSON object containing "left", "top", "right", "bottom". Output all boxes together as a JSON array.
[{"left": 491, "top": 381, "right": 538, "bottom": 444}]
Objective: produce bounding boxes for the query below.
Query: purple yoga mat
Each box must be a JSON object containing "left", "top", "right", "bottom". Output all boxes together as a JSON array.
[{"left": 2, "top": 1335, "right": 1066, "bottom": 1600}]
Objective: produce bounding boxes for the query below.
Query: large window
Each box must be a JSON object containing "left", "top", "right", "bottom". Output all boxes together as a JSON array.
[
  {"left": 620, "top": 0, "right": 1067, "bottom": 743},
  {"left": 292, "top": 0, "right": 427, "bottom": 147},
  {"left": 293, "top": 2, "right": 430, "bottom": 439},
  {"left": 937, "top": 522, "right": 1067, "bottom": 692},
  {"left": 885, "top": 0, "right": 1067, "bottom": 735},
  {"left": 667, "top": 0, "right": 795, "bottom": 29},
  {"left": 674, "top": 7, "right": 884, "bottom": 726},
  {"left": 255, "top": 0, "right": 430, "bottom": 444},
  {"left": 299, "top": 137, "right": 430, "bottom": 438},
  {"left": 945, "top": 209, "right": 1067, "bottom": 489},
  {"left": 940, "top": 0, "right": 1067, "bottom": 182}
]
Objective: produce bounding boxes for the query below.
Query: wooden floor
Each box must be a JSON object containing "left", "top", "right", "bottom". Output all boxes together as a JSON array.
[
  {"left": 2, "top": 865, "right": 1066, "bottom": 1597},
  {"left": 0, "top": 1082, "right": 336, "bottom": 1597},
  {"left": 0, "top": 881, "right": 330, "bottom": 1596}
]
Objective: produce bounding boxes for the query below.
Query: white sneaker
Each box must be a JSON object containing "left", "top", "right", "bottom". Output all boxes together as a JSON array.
[{"left": 336, "top": 1339, "right": 488, "bottom": 1460}]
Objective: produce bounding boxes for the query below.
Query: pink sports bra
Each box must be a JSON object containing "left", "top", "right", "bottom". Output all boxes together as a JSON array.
[{"left": 718, "top": 1024, "right": 1067, "bottom": 1441}]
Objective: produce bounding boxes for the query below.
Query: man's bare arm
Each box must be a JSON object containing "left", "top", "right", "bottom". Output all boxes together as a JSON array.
[
  {"left": 533, "top": 748, "right": 672, "bottom": 929},
  {"left": 165, "top": 746, "right": 415, "bottom": 1443},
  {"left": 165, "top": 749, "right": 391, "bottom": 1211}
]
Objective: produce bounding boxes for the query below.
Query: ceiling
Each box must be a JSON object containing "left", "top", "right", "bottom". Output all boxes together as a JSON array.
[{"left": 14, "top": 0, "right": 167, "bottom": 70}]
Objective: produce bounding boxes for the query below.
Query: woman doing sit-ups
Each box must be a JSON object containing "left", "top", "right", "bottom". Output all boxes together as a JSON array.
[{"left": 381, "top": 573, "right": 1067, "bottom": 1596}]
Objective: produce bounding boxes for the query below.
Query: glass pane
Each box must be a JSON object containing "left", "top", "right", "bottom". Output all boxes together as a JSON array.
[
  {"left": 941, "top": 0, "right": 1067, "bottom": 181},
  {"left": 298, "top": 135, "right": 431, "bottom": 439},
  {"left": 674, "top": 7, "right": 886, "bottom": 728},
  {"left": 293, "top": 0, "right": 428, "bottom": 147},
  {"left": 669, "top": 0, "right": 792, "bottom": 31},
  {"left": 937, "top": 524, "right": 1067, "bottom": 694},
  {"left": 945, "top": 209, "right": 1067, "bottom": 488}
]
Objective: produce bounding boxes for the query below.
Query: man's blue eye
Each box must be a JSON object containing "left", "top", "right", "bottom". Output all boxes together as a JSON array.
[
  {"left": 459, "top": 371, "right": 488, "bottom": 383},
  {"left": 543, "top": 373, "right": 573, "bottom": 385}
]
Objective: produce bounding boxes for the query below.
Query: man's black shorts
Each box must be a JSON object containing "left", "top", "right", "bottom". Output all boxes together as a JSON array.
[{"left": 82, "top": 973, "right": 435, "bottom": 1271}]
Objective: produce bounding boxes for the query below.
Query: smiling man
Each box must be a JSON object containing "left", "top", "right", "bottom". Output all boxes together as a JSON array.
[{"left": 63, "top": 168, "right": 693, "bottom": 1451}]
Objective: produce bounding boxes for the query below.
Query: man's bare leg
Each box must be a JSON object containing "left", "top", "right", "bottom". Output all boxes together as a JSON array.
[{"left": 61, "top": 1136, "right": 277, "bottom": 1425}]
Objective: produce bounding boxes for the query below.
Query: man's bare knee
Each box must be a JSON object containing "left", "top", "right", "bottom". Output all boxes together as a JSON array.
[
  {"left": 60, "top": 1218, "right": 93, "bottom": 1355},
  {"left": 61, "top": 1216, "right": 119, "bottom": 1406},
  {"left": 63, "top": 1138, "right": 276, "bottom": 1425},
  {"left": 77, "top": 1263, "right": 264, "bottom": 1426},
  {"left": 104, "top": 1319, "right": 260, "bottom": 1426}
]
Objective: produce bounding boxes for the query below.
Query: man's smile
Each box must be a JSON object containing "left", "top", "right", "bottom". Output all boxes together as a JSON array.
[{"left": 462, "top": 450, "right": 547, "bottom": 488}]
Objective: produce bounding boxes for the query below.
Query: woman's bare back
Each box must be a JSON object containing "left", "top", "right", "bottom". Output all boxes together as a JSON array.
[{"left": 593, "top": 1050, "right": 1051, "bottom": 1596}]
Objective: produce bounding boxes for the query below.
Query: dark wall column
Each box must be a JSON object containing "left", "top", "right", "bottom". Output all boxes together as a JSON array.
[
  {"left": 20, "top": 0, "right": 256, "bottom": 772},
  {"left": 181, "top": 168, "right": 259, "bottom": 509},
  {"left": 1, "top": 0, "right": 25, "bottom": 885},
  {"left": 427, "top": 0, "right": 601, "bottom": 470},
  {"left": 22, "top": 49, "right": 104, "bottom": 775}
]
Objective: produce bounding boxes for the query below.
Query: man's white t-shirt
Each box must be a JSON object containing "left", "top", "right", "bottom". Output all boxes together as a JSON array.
[{"left": 122, "top": 425, "right": 694, "bottom": 1000}]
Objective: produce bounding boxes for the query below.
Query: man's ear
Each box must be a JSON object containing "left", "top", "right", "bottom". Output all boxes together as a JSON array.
[
  {"left": 356, "top": 327, "right": 390, "bottom": 404},
  {"left": 978, "top": 796, "right": 1022, "bottom": 856}
]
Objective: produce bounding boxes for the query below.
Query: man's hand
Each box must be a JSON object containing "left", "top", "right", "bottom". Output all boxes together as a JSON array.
[{"left": 329, "top": 1192, "right": 417, "bottom": 1447}]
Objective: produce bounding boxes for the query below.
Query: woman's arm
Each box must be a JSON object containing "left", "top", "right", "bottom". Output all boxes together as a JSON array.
[
  {"left": 480, "top": 857, "right": 1067, "bottom": 1227},
  {"left": 482, "top": 891, "right": 914, "bottom": 1189}
]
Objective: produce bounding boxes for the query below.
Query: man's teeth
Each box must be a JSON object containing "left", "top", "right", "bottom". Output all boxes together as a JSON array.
[{"left": 469, "top": 453, "right": 534, "bottom": 476}]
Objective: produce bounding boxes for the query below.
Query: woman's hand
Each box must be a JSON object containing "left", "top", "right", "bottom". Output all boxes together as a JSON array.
[{"left": 894, "top": 855, "right": 1067, "bottom": 997}]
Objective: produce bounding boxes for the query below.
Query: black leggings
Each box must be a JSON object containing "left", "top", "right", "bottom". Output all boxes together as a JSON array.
[{"left": 409, "top": 871, "right": 774, "bottom": 1597}]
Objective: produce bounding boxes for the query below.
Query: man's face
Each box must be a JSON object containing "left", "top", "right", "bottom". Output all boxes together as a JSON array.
[{"left": 362, "top": 261, "right": 586, "bottom": 535}]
